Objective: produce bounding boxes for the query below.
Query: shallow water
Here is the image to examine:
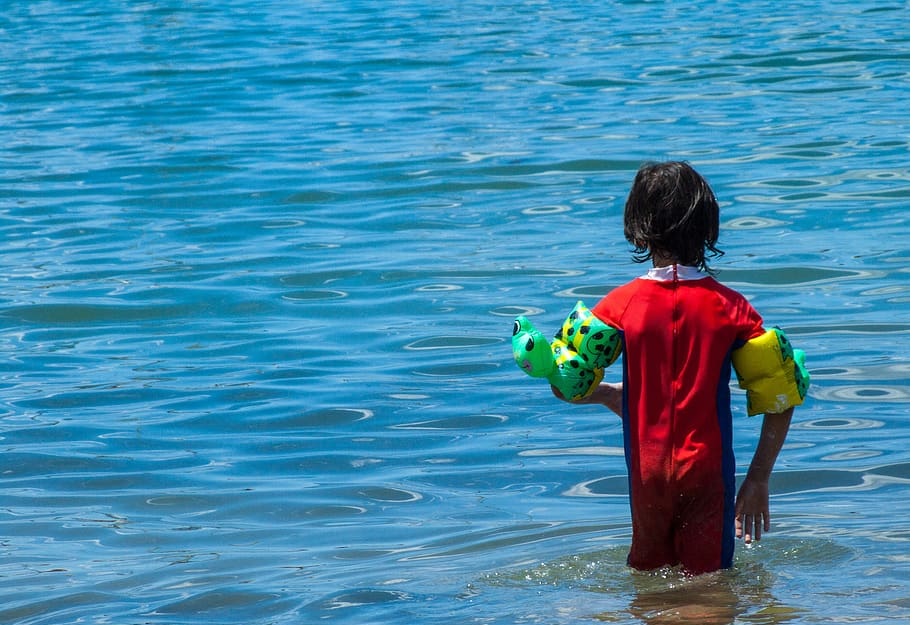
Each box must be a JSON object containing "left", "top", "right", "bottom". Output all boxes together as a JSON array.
[{"left": 1, "top": 1, "right": 909, "bottom": 624}]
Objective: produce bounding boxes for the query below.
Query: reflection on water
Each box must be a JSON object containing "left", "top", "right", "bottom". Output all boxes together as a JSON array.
[{"left": 623, "top": 571, "right": 767, "bottom": 625}]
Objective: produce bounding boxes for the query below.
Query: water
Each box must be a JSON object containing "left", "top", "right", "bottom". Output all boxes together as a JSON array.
[{"left": 0, "top": 1, "right": 908, "bottom": 623}]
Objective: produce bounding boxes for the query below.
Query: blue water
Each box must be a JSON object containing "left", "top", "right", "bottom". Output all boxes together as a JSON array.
[{"left": 1, "top": 1, "right": 909, "bottom": 623}]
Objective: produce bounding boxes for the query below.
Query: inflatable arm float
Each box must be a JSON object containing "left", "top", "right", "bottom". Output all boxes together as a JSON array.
[
  {"left": 732, "top": 328, "right": 810, "bottom": 416},
  {"left": 512, "top": 302, "right": 622, "bottom": 401}
]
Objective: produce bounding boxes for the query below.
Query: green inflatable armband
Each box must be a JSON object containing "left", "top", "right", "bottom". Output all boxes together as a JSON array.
[
  {"left": 557, "top": 301, "right": 623, "bottom": 370},
  {"left": 512, "top": 301, "right": 622, "bottom": 401},
  {"left": 732, "top": 328, "right": 810, "bottom": 416}
]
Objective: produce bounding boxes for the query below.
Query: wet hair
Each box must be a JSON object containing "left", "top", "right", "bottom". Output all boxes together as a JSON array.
[{"left": 623, "top": 161, "right": 723, "bottom": 273}]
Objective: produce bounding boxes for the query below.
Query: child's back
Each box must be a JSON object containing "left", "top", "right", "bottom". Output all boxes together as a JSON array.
[{"left": 592, "top": 263, "right": 764, "bottom": 573}]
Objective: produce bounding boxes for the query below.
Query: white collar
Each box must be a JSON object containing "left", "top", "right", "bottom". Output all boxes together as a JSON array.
[{"left": 641, "top": 264, "right": 706, "bottom": 282}]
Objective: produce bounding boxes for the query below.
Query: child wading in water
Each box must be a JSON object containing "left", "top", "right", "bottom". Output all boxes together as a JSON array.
[{"left": 555, "top": 161, "right": 796, "bottom": 575}]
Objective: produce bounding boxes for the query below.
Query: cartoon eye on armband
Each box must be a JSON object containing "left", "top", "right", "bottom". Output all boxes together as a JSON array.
[
  {"left": 732, "top": 328, "right": 811, "bottom": 416},
  {"left": 511, "top": 301, "right": 622, "bottom": 401}
]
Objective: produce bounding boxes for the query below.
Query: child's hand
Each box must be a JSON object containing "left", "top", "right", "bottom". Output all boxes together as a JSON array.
[
  {"left": 734, "top": 476, "right": 770, "bottom": 543},
  {"left": 551, "top": 382, "right": 623, "bottom": 417}
]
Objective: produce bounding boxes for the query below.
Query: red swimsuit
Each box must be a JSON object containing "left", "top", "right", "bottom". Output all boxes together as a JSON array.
[{"left": 592, "top": 265, "right": 764, "bottom": 574}]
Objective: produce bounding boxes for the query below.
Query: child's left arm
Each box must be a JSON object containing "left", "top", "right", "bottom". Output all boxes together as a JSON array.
[{"left": 735, "top": 407, "right": 793, "bottom": 543}]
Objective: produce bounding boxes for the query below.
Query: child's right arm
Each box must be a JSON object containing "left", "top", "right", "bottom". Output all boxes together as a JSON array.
[{"left": 552, "top": 382, "right": 623, "bottom": 417}]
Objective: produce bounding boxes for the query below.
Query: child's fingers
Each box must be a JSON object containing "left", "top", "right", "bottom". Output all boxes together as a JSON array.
[
  {"left": 750, "top": 514, "right": 763, "bottom": 542},
  {"left": 736, "top": 513, "right": 767, "bottom": 543}
]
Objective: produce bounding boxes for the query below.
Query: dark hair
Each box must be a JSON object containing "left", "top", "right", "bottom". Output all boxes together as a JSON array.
[{"left": 623, "top": 161, "right": 723, "bottom": 273}]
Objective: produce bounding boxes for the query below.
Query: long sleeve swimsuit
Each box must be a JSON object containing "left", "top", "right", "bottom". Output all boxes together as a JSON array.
[{"left": 591, "top": 264, "right": 764, "bottom": 574}]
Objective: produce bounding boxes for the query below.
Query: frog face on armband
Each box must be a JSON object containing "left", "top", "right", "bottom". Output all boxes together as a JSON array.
[{"left": 511, "top": 317, "right": 555, "bottom": 377}]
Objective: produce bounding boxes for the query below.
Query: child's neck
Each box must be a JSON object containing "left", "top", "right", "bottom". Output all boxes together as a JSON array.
[{"left": 652, "top": 252, "right": 678, "bottom": 268}]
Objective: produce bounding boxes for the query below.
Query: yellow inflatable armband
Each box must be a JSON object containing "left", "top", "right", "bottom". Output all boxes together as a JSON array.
[{"left": 732, "top": 328, "right": 810, "bottom": 416}]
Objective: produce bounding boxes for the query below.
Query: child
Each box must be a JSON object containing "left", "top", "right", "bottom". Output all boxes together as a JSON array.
[{"left": 555, "top": 161, "right": 795, "bottom": 576}]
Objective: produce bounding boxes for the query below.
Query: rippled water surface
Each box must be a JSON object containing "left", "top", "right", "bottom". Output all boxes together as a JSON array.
[{"left": 1, "top": 2, "right": 909, "bottom": 623}]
